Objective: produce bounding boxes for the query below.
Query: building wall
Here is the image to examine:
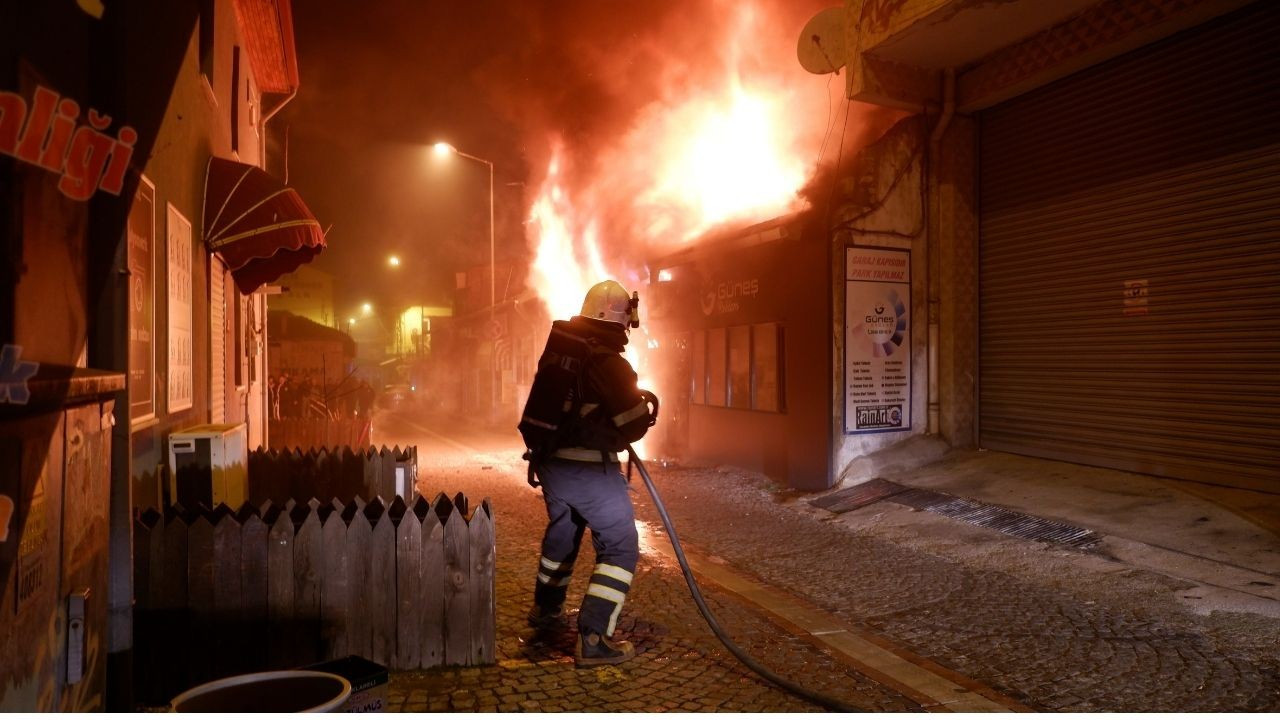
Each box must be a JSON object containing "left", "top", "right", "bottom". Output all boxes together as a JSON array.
[
  {"left": 829, "top": 115, "right": 935, "bottom": 477},
  {"left": 131, "top": 0, "right": 268, "bottom": 504},
  {"left": 825, "top": 0, "right": 1247, "bottom": 480}
]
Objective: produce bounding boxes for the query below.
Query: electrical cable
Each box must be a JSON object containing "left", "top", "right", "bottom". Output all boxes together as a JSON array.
[{"left": 627, "top": 445, "right": 865, "bottom": 713}]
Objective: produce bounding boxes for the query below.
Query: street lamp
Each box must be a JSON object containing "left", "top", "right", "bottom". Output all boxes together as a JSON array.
[
  {"left": 388, "top": 255, "right": 401, "bottom": 268},
  {"left": 361, "top": 302, "right": 373, "bottom": 316},
  {"left": 433, "top": 140, "right": 500, "bottom": 418},
  {"left": 431, "top": 141, "right": 495, "bottom": 319}
]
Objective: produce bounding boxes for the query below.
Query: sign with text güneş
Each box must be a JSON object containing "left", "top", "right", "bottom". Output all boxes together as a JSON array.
[{"left": 845, "top": 247, "right": 911, "bottom": 434}]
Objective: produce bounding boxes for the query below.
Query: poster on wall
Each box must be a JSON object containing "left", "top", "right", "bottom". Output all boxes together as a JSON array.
[
  {"left": 128, "top": 177, "right": 156, "bottom": 426},
  {"left": 844, "top": 246, "right": 911, "bottom": 434},
  {"left": 167, "top": 203, "right": 194, "bottom": 412}
]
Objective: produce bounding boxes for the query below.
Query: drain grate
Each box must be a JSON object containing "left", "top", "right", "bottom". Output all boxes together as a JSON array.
[
  {"left": 887, "top": 491, "right": 1103, "bottom": 549},
  {"left": 813, "top": 480, "right": 1102, "bottom": 550},
  {"left": 809, "top": 478, "right": 907, "bottom": 512}
]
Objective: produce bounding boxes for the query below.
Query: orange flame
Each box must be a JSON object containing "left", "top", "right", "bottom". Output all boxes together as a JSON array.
[{"left": 524, "top": 1, "right": 829, "bottom": 456}]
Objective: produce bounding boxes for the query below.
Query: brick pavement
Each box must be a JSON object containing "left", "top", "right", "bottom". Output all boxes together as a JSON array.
[
  {"left": 638, "top": 465, "right": 1280, "bottom": 713},
  {"left": 385, "top": 461, "right": 920, "bottom": 712},
  {"left": 378, "top": 417, "right": 1279, "bottom": 712}
]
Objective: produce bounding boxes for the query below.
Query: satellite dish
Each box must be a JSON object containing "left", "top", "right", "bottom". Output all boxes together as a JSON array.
[{"left": 797, "top": 7, "right": 847, "bottom": 75}]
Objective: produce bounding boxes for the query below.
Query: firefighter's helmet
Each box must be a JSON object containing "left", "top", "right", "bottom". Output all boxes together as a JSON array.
[{"left": 581, "top": 280, "right": 635, "bottom": 327}]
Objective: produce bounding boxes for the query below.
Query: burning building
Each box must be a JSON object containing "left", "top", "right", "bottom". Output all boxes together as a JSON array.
[{"left": 512, "top": 0, "right": 1277, "bottom": 495}]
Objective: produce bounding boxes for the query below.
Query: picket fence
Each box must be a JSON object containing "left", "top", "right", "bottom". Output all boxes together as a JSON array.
[
  {"left": 269, "top": 417, "right": 371, "bottom": 451},
  {"left": 247, "top": 445, "right": 419, "bottom": 505},
  {"left": 132, "top": 492, "right": 494, "bottom": 705}
]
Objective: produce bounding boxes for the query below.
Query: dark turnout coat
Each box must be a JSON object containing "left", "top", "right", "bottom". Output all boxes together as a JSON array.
[{"left": 552, "top": 316, "right": 653, "bottom": 461}]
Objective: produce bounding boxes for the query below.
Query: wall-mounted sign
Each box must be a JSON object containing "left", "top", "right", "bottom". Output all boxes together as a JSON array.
[
  {"left": 0, "top": 83, "right": 137, "bottom": 201},
  {"left": 167, "top": 204, "right": 194, "bottom": 412},
  {"left": 700, "top": 277, "right": 761, "bottom": 317},
  {"left": 844, "top": 247, "right": 911, "bottom": 434},
  {"left": 129, "top": 177, "right": 156, "bottom": 426},
  {"left": 1123, "top": 279, "right": 1149, "bottom": 317}
]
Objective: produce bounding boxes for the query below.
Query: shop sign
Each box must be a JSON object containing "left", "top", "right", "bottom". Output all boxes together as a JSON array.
[
  {"left": 0, "top": 83, "right": 137, "bottom": 201},
  {"left": 1123, "top": 279, "right": 1149, "bottom": 317},
  {"left": 844, "top": 247, "right": 911, "bottom": 434},
  {"left": 700, "top": 277, "right": 760, "bottom": 316}
]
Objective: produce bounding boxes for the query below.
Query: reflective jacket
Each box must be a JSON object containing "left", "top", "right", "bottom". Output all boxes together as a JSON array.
[{"left": 552, "top": 316, "right": 653, "bottom": 463}]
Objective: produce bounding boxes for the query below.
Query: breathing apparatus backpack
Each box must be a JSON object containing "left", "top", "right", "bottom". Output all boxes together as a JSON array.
[{"left": 519, "top": 321, "right": 594, "bottom": 484}]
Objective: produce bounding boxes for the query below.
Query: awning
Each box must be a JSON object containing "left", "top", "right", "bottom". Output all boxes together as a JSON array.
[{"left": 203, "top": 157, "right": 325, "bottom": 294}]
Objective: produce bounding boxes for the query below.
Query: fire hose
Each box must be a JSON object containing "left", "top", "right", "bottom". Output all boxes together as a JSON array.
[{"left": 626, "top": 444, "right": 864, "bottom": 713}]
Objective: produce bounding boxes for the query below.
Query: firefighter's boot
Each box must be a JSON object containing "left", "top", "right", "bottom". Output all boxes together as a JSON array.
[
  {"left": 527, "top": 603, "right": 565, "bottom": 628},
  {"left": 575, "top": 632, "right": 635, "bottom": 667}
]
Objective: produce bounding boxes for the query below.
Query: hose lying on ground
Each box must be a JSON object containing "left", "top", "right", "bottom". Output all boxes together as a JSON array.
[{"left": 627, "top": 445, "right": 865, "bottom": 713}]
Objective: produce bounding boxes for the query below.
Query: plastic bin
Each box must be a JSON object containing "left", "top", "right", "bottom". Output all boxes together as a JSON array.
[
  {"left": 305, "top": 656, "right": 389, "bottom": 712},
  {"left": 171, "top": 670, "right": 351, "bottom": 713}
]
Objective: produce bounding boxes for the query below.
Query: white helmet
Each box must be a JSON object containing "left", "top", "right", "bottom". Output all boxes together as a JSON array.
[{"left": 581, "top": 280, "right": 635, "bottom": 327}]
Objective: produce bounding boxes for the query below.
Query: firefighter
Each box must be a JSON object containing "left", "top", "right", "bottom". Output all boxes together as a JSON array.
[{"left": 527, "top": 279, "right": 657, "bottom": 667}]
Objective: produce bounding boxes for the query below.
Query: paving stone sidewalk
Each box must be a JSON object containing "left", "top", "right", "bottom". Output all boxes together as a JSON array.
[
  {"left": 385, "top": 462, "right": 918, "bottom": 712},
  {"left": 379, "top": 417, "right": 1279, "bottom": 713},
  {"left": 636, "top": 464, "right": 1280, "bottom": 713}
]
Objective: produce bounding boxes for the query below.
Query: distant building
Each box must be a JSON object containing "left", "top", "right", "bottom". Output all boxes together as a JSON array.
[
  {"left": 271, "top": 264, "right": 337, "bottom": 328},
  {"left": 268, "top": 310, "right": 355, "bottom": 384}
]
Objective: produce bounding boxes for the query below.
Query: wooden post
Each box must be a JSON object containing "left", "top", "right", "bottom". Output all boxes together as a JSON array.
[
  {"left": 241, "top": 506, "right": 269, "bottom": 673},
  {"left": 381, "top": 446, "right": 398, "bottom": 500},
  {"left": 346, "top": 503, "right": 373, "bottom": 662},
  {"left": 469, "top": 500, "right": 496, "bottom": 665},
  {"left": 393, "top": 497, "right": 421, "bottom": 670},
  {"left": 321, "top": 502, "right": 349, "bottom": 660},
  {"left": 133, "top": 509, "right": 163, "bottom": 703},
  {"left": 267, "top": 505, "right": 296, "bottom": 669},
  {"left": 442, "top": 498, "right": 471, "bottom": 666},
  {"left": 419, "top": 495, "right": 445, "bottom": 668},
  {"left": 187, "top": 513, "right": 216, "bottom": 686},
  {"left": 363, "top": 447, "right": 378, "bottom": 502},
  {"left": 293, "top": 502, "right": 323, "bottom": 666},
  {"left": 368, "top": 500, "right": 397, "bottom": 667},
  {"left": 213, "top": 509, "right": 244, "bottom": 677},
  {"left": 159, "top": 508, "right": 189, "bottom": 698}
]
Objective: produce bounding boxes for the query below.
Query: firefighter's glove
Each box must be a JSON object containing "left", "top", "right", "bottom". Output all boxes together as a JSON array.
[{"left": 639, "top": 389, "right": 660, "bottom": 427}]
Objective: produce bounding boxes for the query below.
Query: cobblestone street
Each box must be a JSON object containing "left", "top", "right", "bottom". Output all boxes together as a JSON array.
[{"left": 376, "top": 413, "right": 1280, "bottom": 712}]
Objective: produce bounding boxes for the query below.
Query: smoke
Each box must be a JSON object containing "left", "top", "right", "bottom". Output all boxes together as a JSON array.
[{"left": 475, "top": 0, "right": 854, "bottom": 268}]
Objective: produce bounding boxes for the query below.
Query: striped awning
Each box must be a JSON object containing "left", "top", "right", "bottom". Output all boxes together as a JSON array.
[{"left": 203, "top": 157, "right": 325, "bottom": 294}]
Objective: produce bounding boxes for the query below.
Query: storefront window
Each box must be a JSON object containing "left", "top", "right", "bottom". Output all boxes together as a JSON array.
[
  {"left": 691, "top": 330, "right": 705, "bottom": 404},
  {"left": 728, "top": 325, "right": 751, "bottom": 409},
  {"left": 752, "top": 323, "right": 781, "bottom": 412},
  {"left": 707, "top": 327, "right": 726, "bottom": 407}
]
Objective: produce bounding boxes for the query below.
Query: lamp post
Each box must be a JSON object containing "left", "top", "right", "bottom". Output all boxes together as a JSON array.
[
  {"left": 432, "top": 142, "right": 495, "bottom": 320},
  {"left": 433, "top": 141, "right": 499, "bottom": 418}
]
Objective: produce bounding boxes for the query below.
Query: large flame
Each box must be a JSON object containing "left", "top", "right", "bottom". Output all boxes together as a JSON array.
[
  {"left": 523, "top": 1, "right": 830, "bottom": 454},
  {"left": 526, "top": 2, "right": 824, "bottom": 310}
]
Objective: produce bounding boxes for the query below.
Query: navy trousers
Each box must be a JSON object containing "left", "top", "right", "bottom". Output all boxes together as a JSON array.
[{"left": 533, "top": 459, "right": 639, "bottom": 637}]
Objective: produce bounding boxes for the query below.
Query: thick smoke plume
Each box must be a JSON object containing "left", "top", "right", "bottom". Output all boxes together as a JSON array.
[{"left": 477, "top": 0, "right": 889, "bottom": 281}]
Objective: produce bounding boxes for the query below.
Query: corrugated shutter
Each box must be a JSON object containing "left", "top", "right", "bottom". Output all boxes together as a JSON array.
[
  {"left": 979, "top": 2, "right": 1280, "bottom": 491},
  {"left": 210, "top": 255, "right": 225, "bottom": 423}
]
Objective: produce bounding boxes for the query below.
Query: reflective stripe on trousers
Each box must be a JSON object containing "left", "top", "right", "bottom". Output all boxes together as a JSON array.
[{"left": 533, "top": 458, "right": 639, "bottom": 636}]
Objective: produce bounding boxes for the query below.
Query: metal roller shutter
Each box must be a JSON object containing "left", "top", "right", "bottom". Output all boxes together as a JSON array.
[
  {"left": 211, "top": 256, "right": 225, "bottom": 423},
  {"left": 978, "top": 2, "right": 1280, "bottom": 491}
]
